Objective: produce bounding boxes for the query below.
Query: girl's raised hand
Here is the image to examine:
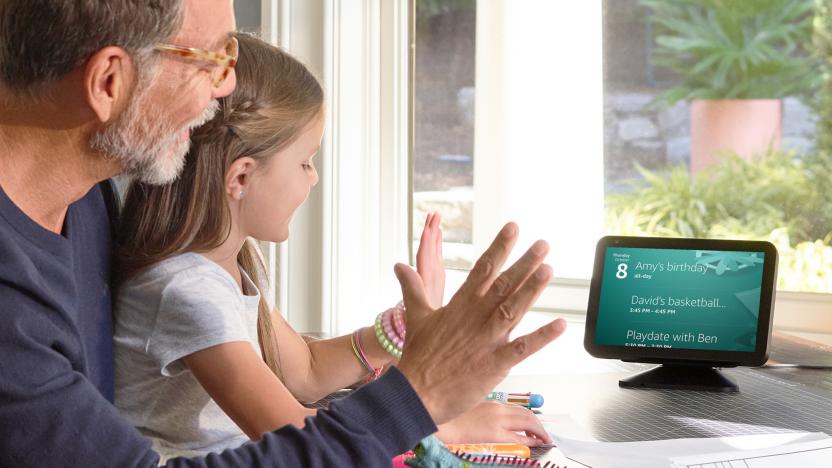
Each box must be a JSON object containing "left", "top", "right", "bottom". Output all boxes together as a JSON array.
[{"left": 416, "top": 212, "right": 445, "bottom": 309}]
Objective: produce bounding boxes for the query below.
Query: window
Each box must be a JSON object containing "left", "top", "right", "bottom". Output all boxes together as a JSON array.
[
  {"left": 413, "top": 0, "right": 476, "bottom": 270},
  {"left": 412, "top": 0, "right": 604, "bottom": 282},
  {"left": 234, "top": 0, "right": 262, "bottom": 34},
  {"left": 248, "top": 0, "right": 830, "bottom": 335},
  {"left": 602, "top": 0, "right": 830, "bottom": 295},
  {"left": 412, "top": 0, "right": 832, "bottom": 301}
]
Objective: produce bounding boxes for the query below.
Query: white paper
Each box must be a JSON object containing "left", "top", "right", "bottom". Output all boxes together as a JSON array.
[
  {"left": 670, "top": 437, "right": 832, "bottom": 468},
  {"left": 539, "top": 413, "right": 598, "bottom": 442},
  {"left": 549, "top": 432, "right": 830, "bottom": 468}
]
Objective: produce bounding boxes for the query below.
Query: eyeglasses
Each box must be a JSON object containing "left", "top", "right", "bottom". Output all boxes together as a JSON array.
[{"left": 155, "top": 35, "right": 238, "bottom": 88}]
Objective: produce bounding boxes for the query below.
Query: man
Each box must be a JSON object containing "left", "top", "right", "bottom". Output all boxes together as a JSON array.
[{"left": 0, "top": 1, "right": 566, "bottom": 466}]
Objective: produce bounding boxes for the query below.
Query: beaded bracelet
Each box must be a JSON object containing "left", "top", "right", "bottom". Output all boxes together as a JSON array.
[
  {"left": 374, "top": 311, "right": 403, "bottom": 359},
  {"left": 382, "top": 311, "right": 404, "bottom": 349},
  {"left": 392, "top": 306, "right": 407, "bottom": 340},
  {"left": 389, "top": 302, "right": 406, "bottom": 343}
]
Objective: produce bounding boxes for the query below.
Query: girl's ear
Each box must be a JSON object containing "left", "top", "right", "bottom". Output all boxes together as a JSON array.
[{"left": 225, "top": 157, "right": 259, "bottom": 201}]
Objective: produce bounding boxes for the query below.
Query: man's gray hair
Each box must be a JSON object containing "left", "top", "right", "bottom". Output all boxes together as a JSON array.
[{"left": 0, "top": 1, "right": 184, "bottom": 93}]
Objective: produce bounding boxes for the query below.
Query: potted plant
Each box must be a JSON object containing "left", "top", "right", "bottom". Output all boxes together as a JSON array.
[{"left": 640, "top": 0, "right": 818, "bottom": 172}]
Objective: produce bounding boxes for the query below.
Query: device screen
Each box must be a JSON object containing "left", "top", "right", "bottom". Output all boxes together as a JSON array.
[{"left": 594, "top": 247, "right": 766, "bottom": 353}]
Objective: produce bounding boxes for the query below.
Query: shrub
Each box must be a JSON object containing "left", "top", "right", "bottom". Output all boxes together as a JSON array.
[
  {"left": 606, "top": 150, "right": 832, "bottom": 291},
  {"left": 641, "top": 0, "right": 819, "bottom": 106}
]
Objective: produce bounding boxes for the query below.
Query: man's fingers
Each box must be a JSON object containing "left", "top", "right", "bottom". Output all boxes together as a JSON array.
[
  {"left": 494, "top": 318, "right": 567, "bottom": 369},
  {"left": 479, "top": 239, "right": 549, "bottom": 312},
  {"left": 486, "top": 263, "right": 552, "bottom": 337},
  {"left": 454, "top": 222, "right": 518, "bottom": 300},
  {"left": 394, "top": 263, "right": 431, "bottom": 318}
]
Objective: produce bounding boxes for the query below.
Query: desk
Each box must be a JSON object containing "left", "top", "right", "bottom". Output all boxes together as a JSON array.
[
  {"left": 502, "top": 313, "right": 832, "bottom": 464},
  {"left": 310, "top": 314, "right": 832, "bottom": 465}
]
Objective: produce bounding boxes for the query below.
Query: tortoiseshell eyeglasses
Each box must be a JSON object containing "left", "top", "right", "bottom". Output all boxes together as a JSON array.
[{"left": 155, "top": 35, "right": 238, "bottom": 88}]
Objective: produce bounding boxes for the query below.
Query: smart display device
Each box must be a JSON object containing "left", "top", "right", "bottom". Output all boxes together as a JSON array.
[{"left": 584, "top": 236, "right": 778, "bottom": 392}]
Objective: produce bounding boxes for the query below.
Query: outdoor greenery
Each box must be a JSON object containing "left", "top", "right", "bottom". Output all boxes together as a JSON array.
[
  {"left": 640, "top": 0, "right": 819, "bottom": 107},
  {"left": 814, "top": 0, "right": 832, "bottom": 153},
  {"left": 603, "top": 0, "right": 832, "bottom": 292},
  {"left": 606, "top": 151, "right": 832, "bottom": 291},
  {"left": 809, "top": 0, "right": 832, "bottom": 249},
  {"left": 608, "top": 151, "right": 832, "bottom": 241}
]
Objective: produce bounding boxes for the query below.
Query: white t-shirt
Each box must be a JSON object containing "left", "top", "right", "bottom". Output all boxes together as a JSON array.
[{"left": 113, "top": 252, "right": 261, "bottom": 463}]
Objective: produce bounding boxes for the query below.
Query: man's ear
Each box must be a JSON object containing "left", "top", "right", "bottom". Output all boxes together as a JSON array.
[
  {"left": 83, "top": 46, "right": 136, "bottom": 123},
  {"left": 226, "top": 157, "right": 259, "bottom": 201}
]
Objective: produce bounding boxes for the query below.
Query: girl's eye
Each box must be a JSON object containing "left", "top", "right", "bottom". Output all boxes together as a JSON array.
[{"left": 302, "top": 162, "right": 315, "bottom": 171}]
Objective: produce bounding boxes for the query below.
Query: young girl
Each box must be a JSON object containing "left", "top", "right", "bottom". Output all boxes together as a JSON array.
[{"left": 113, "top": 34, "right": 549, "bottom": 462}]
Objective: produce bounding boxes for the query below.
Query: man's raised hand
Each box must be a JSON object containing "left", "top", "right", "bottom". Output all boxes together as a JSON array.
[{"left": 397, "top": 222, "right": 566, "bottom": 425}]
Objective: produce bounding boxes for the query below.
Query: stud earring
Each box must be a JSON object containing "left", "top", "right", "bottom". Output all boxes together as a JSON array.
[{"left": 239, "top": 190, "right": 245, "bottom": 199}]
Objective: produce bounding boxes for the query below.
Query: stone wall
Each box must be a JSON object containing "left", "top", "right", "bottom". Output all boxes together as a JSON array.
[{"left": 604, "top": 93, "right": 819, "bottom": 191}]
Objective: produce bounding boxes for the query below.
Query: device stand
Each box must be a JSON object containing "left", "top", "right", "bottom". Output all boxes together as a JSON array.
[{"left": 619, "top": 364, "right": 739, "bottom": 393}]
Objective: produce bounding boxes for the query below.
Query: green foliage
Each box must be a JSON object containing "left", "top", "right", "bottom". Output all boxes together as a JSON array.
[
  {"left": 606, "top": 165, "right": 716, "bottom": 238},
  {"left": 813, "top": 0, "right": 832, "bottom": 153},
  {"left": 606, "top": 151, "right": 832, "bottom": 292},
  {"left": 804, "top": 151, "right": 832, "bottom": 229},
  {"left": 640, "top": 0, "right": 820, "bottom": 106},
  {"left": 809, "top": 1, "right": 832, "bottom": 228},
  {"left": 769, "top": 229, "right": 832, "bottom": 291}
]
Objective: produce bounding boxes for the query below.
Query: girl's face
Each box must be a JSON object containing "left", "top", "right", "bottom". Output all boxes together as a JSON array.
[{"left": 239, "top": 113, "right": 324, "bottom": 242}]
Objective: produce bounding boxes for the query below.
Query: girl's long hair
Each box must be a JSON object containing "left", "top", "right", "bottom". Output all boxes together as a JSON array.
[{"left": 115, "top": 34, "right": 324, "bottom": 379}]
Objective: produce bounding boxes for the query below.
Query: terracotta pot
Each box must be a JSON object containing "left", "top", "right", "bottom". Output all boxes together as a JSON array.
[{"left": 690, "top": 99, "right": 782, "bottom": 173}]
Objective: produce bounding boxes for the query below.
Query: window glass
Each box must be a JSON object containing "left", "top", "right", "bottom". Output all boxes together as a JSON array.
[
  {"left": 413, "top": 0, "right": 477, "bottom": 270},
  {"left": 234, "top": 0, "right": 262, "bottom": 34},
  {"left": 603, "top": 0, "right": 829, "bottom": 293},
  {"left": 412, "top": 0, "right": 832, "bottom": 293}
]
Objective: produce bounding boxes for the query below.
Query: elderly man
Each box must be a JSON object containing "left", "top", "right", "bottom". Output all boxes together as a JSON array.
[{"left": 0, "top": 1, "right": 565, "bottom": 466}]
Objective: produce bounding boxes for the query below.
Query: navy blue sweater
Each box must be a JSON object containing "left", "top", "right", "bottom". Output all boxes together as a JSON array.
[{"left": 0, "top": 183, "right": 436, "bottom": 467}]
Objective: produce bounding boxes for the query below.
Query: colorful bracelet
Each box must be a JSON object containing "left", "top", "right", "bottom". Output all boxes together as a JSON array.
[
  {"left": 392, "top": 306, "right": 407, "bottom": 340},
  {"left": 351, "top": 329, "right": 381, "bottom": 380},
  {"left": 350, "top": 330, "right": 373, "bottom": 372},
  {"left": 374, "top": 311, "right": 403, "bottom": 359},
  {"left": 382, "top": 311, "right": 404, "bottom": 349},
  {"left": 356, "top": 330, "right": 383, "bottom": 382}
]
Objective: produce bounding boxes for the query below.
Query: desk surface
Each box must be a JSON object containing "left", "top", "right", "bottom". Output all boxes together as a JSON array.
[
  {"left": 502, "top": 314, "right": 832, "bottom": 464},
  {"left": 310, "top": 314, "right": 832, "bottom": 465},
  {"left": 508, "top": 364, "right": 832, "bottom": 441}
]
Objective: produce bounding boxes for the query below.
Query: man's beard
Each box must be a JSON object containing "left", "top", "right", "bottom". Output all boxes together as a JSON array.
[{"left": 90, "top": 81, "right": 219, "bottom": 186}]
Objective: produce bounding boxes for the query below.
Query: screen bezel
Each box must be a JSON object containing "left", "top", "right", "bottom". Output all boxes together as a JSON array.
[{"left": 583, "top": 236, "right": 778, "bottom": 367}]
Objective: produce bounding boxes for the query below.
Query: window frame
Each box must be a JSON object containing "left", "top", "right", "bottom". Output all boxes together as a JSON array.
[{"left": 261, "top": 0, "right": 413, "bottom": 336}]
